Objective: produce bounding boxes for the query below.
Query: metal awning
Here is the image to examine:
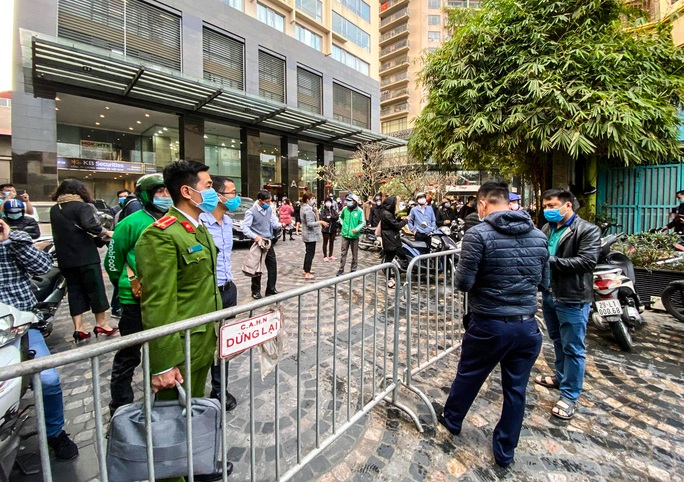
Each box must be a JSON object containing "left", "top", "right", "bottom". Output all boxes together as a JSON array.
[{"left": 31, "top": 36, "right": 406, "bottom": 149}]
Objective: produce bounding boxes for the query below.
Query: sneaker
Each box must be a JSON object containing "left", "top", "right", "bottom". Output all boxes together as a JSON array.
[
  {"left": 210, "top": 391, "right": 237, "bottom": 411},
  {"left": 328, "top": 256, "right": 337, "bottom": 261},
  {"left": 323, "top": 257, "right": 329, "bottom": 262},
  {"left": 47, "top": 431, "right": 79, "bottom": 460},
  {"left": 337, "top": 269, "right": 344, "bottom": 276}
]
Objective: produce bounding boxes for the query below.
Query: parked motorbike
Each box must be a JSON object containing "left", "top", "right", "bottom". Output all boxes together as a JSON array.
[
  {"left": 392, "top": 229, "right": 459, "bottom": 274},
  {"left": 359, "top": 226, "right": 382, "bottom": 251},
  {"left": 590, "top": 233, "right": 644, "bottom": 351},
  {"left": 0, "top": 303, "right": 35, "bottom": 480},
  {"left": 30, "top": 238, "right": 66, "bottom": 338}
]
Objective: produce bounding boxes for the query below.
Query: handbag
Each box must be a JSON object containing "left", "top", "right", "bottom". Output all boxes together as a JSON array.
[{"left": 106, "top": 382, "right": 222, "bottom": 481}]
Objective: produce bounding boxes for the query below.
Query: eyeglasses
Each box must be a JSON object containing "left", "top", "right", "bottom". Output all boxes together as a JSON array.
[{"left": 217, "top": 190, "right": 237, "bottom": 197}]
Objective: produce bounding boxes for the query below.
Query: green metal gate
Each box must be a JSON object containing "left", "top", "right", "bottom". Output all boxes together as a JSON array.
[{"left": 597, "top": 163, "right": 684, "bottom": 234}]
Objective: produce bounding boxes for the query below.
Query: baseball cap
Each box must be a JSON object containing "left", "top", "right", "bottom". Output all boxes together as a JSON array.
[{"left": 509, "top": 193, "right": 521, "bottom": 202}]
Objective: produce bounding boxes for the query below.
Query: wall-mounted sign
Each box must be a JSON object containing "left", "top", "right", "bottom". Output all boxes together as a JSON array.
[
  {"left": 57, "top": 157, "right": 145, "bottom": 174},
  {"left": 80, "top": 140, "right": 113, "bottom": 160}
]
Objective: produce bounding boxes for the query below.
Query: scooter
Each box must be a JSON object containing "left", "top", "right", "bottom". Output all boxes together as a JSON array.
[
  {"left": 359, "top": 226, "right": 382, "bottom": 251},
  {"left": 392, "top": 229, "right": 459, "bottom": 274},
  {"left": 591, "top": 233, "right": 644, "bottom": 351},
  {"left": 0, "top": 303, "right": 35, "bottom": 480},
  {"left": 30, "top": 238, "right": 66, "bottom": 338}
]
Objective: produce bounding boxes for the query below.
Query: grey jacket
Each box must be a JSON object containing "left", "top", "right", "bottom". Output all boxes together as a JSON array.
[
  {"left": 301, "top": 204, "right": 322, "bottom": 243},
  {"left": 241, "top": 238, "right": 271, "bottom": 277}
]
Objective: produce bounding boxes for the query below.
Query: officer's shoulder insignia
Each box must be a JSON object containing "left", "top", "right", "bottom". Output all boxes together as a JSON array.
[
  {"left": 180, "top": 221, "right": 195, "bottom": 233},
  {"left": 153, "top": 215, "right": 177, "bottom": 230}
]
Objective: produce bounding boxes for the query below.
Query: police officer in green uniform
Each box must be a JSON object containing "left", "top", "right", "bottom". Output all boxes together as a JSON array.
[{"left": 135, "top": 160, "right": 231, "bottom": 481}]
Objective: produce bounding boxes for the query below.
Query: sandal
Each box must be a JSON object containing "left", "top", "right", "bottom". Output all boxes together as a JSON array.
[
  {"left": 552, "top": 398, "right": 576, "bottom": 420},
  {"left": 534, "top": 375, "right": 560, "bottom": 389},
  {"left": 387, "top": 279, "right": 396, "bottom": 289}
]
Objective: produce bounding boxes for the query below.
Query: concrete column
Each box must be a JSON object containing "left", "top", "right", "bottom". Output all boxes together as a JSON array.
[
  {"left": 281, "top": 136, "right": 299, "bottom": 201},
  {"left": 179, "top": 115, "right": 205, "bottom": 163},
  {"left": 181, "top": 13, "right": 204, "bottom": 79},
  {"left": 12, "top": 1, "right": 59, "bottom": 200},
  {"left": 317, "top": 144, "right": 333, "bottom": 199},
  {"left": 241, "top": 128, "right": 261, "bottom": 197}
]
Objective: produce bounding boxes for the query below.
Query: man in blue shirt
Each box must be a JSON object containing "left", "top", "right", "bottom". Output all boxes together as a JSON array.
[
  {"left": 242, "top": 190, "right": 281, "bottom": 299},
  {"left": 408, "top": 192, "right": 437, "bottom": 245},
  {"left": 200, "top": 176, "right": 242, "bottom": 411}
]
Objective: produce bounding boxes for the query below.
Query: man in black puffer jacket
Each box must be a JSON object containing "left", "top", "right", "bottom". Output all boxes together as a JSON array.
[{"left": 439, "top": 182, "right": 548, "bottom": 469}]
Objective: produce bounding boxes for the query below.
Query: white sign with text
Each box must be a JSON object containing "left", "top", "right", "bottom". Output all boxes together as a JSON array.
[{"left": 219, "top": 311, "right": 281, "bottom": 358}]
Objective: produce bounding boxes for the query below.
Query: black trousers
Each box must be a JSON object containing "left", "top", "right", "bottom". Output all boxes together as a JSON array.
[
  {"left": 303, "top": 241, "right": 316, "bottom": 273},
  {"left": 383, "top": 250, "right": 397, "bottom": 279},
  {"left": 414, "top": 232, "right": 431, "bottom": 251},
  {"left": 442, "top": 314, "right": 542, "bottom": 466},
  {"left": 251, "top": 244, "right": 278, "bottom": 295},
  {"left": 322, "top": 232, "right": 336, "bottom": 258},
  {"left": 210, "top": 282, "right": 238, "bottom": 396},
  {"left": 109, "top": 303, "right": 143, "bottom": 415}
]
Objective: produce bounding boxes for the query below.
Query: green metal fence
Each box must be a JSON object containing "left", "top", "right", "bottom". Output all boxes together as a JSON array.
[{"left": 597, "top": 163, "right": 684, "bottom": 234}]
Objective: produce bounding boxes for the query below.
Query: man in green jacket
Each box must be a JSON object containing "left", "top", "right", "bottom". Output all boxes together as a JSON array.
[
  {"left": 135, "top": 161, "right": 227, "bottom": 480},
  {"left": 337, "top": 193, "right": 365, "bottom": 276},
  {"left": 104, "top": 173, "right": 171, "bottom": 416}
]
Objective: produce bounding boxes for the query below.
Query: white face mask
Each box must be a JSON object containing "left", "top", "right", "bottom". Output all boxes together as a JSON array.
[
  {"left": 417, "top": 198, "right": 426, "bottom": 205},
  {"left": 325, "top": 201, "right": 332, "bottom": 207}
]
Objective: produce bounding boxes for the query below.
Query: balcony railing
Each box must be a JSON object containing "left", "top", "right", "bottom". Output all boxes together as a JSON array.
[
  {"left": 380, "top": 88, "right": 410, "bottom": 102},
  {"left": 380, "top": 24, "right": 409, "bottom": 43},
  {"left": 380, "top": 56, "right": 409, "bottom": 72},
  {"left": 446, "top": 0, "right": 481, "bottom": 7},
  {"left": 381, "top": 103, "right": 409, "bottom": 116},
  {"left": 380, "top": 0, "right": 409, "bottom": 17},
  {"left": 380, "top": 71, "right": 409, "bottom": 87},
  {"left": 380, "top": 8, "right": 409, "bottom": 27},
  {"left": 380, "top": 39, "right": 409, "bottom": 57}
]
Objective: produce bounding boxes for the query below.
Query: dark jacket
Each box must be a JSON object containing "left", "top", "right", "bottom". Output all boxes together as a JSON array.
[
  {"left": 5, "top": 216, "right": 41, "bottom": 239},
  {"left": 113, "top": 195, "right": 142, "bottom": 227},
  {"left": 456, "top": 209, "right": 549, "bottom": 317},
  {"left": 320, "top": 204, "right": 339, "bottom": 234},
  {"left": 463, "top": 212, "right": 481, "bottom": 233},
  {"left": 50, "top": 200, "right": 108, "bottom": 269},
  {"left": 435, "top": 205, "right": 457, "bottom": 227},
  {"left": 369, "top": 204, "right": 383, "bottom": 227},
  {"left": 542, "top": 215, "right": 601, "bottom": 303},
  {"left": 379, "top": 196, "right": 407, "bottom": 252},
  {"left": 458, "top": 203, "right": 476, "bottom": 220}
]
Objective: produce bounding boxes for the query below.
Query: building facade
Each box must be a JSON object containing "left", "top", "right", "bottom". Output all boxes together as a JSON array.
[{"left": 9, "top": 0, "right": 401, "bottom": 203}]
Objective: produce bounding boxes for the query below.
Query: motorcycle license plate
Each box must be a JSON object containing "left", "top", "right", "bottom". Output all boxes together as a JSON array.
[{"left": 595, "top": 299, "right": 623, "bottom": 316}]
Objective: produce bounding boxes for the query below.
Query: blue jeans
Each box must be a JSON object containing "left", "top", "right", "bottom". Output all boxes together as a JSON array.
[
  {"left": 443, "top": 314, "right": 542, "bottom": 466},
  {"left": 28, "top": 329, "right": 64, "bottom": 438},
  {"left": 541, "top": 292, "right": 590, "bottom": 403}
]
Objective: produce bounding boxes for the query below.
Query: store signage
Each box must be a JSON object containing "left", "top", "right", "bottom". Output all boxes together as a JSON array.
[
  {"left": 80, "top": 140, "right": 113, "bottom": 159},
  {"left": 57, "top": 157, "right": 145, "bottom": 174},
  {"left": 219, "top": 311, "right": 281, "bottom": 358}
]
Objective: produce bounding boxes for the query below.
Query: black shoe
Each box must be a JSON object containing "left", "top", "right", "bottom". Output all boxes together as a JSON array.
[
  {"left": 265, "top": 290, "right": 280, "bottom": 296},
  {"left": 194, "top": 463, "right": 234, "bottom": 481},
  {"left": 111, "top": 308, "right": 122, "bottom": 318},
  {"left": 337, "top": 270, "right": 344, "bottom": 276},
  {"left": 211, "top": 391, "right": 237, "bottom": 411},
  {"left": 47, "top": 431, "right": 79, "bottom": 460},
  {"left": 252, "top": 292, "right": 262, "bottom": 300},
  {"left": 432, "top": 401, "right": 460, "bottom": 436}
]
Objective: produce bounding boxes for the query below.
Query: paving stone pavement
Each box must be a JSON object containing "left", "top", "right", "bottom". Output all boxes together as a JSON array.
[{"left": 9, "top": 235, "right": 684, "bottom": 481}]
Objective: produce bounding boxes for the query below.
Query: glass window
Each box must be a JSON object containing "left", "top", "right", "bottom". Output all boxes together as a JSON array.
[
  {"left": 335, "top": 0, "right": 371, "bottom": 22},
  {"left": 203, "top": 28, "right": 244, "bottom": 90},
  {"left": 295, "top": 24, "right": 322, "bottom": 51},
  {"left": 257, "top": 3, "right": 285, "bottom": 32},
  {"left": 331, "top": 45, "right": 370, "bottom": 76},
  {"left": 298, "top": 141, "right": 319, "bottom": 198},
  {"left": 428, "top": 31, "right": 441, "bottom": 42},
  {"left": 204, "top": 123, "right": 242, "bottom": 189},
  {"left": 333, "top": 83, "right": 370, "bottom": 129},
  {"left": 259, "top": 51, "right": 286, "bottom": 103},
  {"left": 296, "top": 0, "right": 323, "bottom": 21},
  {"left": 428, "top": 0, "right": 441, "bottom": 8},
  {"left": 260, "top": 133, "right": 281, "bottom": 189},
  {"left": 221, "top": 0, "right": 243, "bottom": 10},
  {"left": 381, "top": 118, "right": 407, "bottom": 134},
  {"left": 297, "top": 68, "right": 322, "bottom": 114},
  {"left": 332, "top": 12, "right": 371, "bottom": 51},
  {"left": 428, "top": 15, "right": 441, "bottom": 25}
]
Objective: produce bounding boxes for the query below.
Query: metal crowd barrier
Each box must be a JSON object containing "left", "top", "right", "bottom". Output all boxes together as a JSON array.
[
  {"left": 0, "top": 263, "right": 427, "bottom": 482},
  {"left": 399, "top": 249, "right": 464, "bottom": 429}
]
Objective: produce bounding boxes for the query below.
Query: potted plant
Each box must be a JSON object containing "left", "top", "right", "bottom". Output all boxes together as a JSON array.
[{"left": 613, "top": 232, "right": 684, "bottom": 305}]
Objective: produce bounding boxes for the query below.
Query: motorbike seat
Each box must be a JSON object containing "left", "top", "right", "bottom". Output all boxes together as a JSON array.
[
  {"left": 595, "top": 264, "right": 619, "bottom": 273},
  {"left": 403, "top": 238, "right": 428, "bottom": 250}
]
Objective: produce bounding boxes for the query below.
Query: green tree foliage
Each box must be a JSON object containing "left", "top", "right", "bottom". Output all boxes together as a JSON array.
[{"left": 408, "top": 0, "right": 684, "bottom": 198}]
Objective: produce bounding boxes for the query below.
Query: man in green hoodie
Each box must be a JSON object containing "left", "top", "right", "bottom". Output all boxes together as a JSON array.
[
  {"left": 105, "top": 173, "right": 172, "bottom": 416},
  {"left": 337, "top": 193, "right": 365, "bottom": 276}
]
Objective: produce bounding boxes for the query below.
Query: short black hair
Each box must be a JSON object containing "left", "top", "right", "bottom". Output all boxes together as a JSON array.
[
  {"left": 542, "top": 188, "right": 574, "bottom": 205},
  {"left": 256, "top": 190, "right": 271, "bottom": 201},
  {"left": 116, "top": 189, "right": 130, "bottom": 197},
  {"left": 677, "top": 190, "right": 684, "bottom": 197},
  {"left": 163, "top": 160, "right": 210, "bottom": 205},
  {"left": 210, "top": 176, "right": 235, "bottom": 192},
  {"left": 466, "top": 195, "right": 476, "bottom": 202},
  {"left": 477, "top": 181, "right": 509, "bottom": 204},
  {"left": 0, "top": 183, "right": 13, "bottom": 191}
]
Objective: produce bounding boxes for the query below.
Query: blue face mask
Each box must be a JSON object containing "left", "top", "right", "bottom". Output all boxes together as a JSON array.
[
  {"left": 309, "top": 199, "right": 316, "bottom": 207},
  {"left": 544, "top": 207, "right": 567, "bottom": 223},
  {"left": 7, "top": 212, "right": 22, "bottom": 220},
  {"left": 224, "top": 195, "right": 241, "bottom": 212},
  {"left": 189, "top": 187, "right": 219, "bottom": 213},
  {"left": 152, "top": 196, "right": 173, "bottom": 212},
  {"left": 346, "top": 201, "right": 354, "bottom": 208},
  {"left": 118, "top": 197, "right": 127, "bottom": 206},
  {"left": 261, "top": 202, "right": 271, "bottom": 210}
]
